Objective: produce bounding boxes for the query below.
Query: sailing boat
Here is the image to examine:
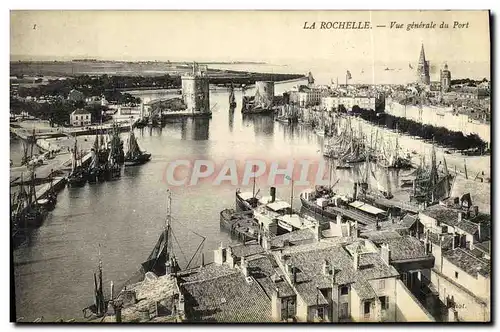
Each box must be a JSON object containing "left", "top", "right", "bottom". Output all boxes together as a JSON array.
[
  {"left": 235, "top": 166, "right": 261, "bottom": 211},
  {"left": 19, "top": 170, "right": 45, "bottom": 228},
  {"left": 87, "top": 134, "right": 103, "bottom": 184},
  {"left": 141, "top": 190, "right": 180, "bottom": 276},
  {"left": 229, "top": 83, "right": 237, "bottom": 108},
  {"left": 36, "top": 171, "right": 57, "bottom": 211},
  {"left": 67, "top": 139, "right": 88, "bottom": 187},
  {"left": 124, "top": 122, "right": 151, "bottom": 167},
  {"left": 377, "top": 131, "right": 412, "bottom": 169}
]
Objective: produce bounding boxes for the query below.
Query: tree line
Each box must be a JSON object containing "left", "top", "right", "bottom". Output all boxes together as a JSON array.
[{"left": 351, "top": 106, "right": 487, "bottom": 151}]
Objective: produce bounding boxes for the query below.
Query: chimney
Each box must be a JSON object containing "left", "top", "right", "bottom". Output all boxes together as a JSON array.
[
  {"left": 336, "top": 214, "right": 343, "bottom": 225},
  {"left": 285, "top": 263, "right": 296, "bottom": 285},
  {"left": 270, "top": 187, "right": 276, "bottom": 203},
  {"left": 214, "top": 242, "right": 226, "bottom": 265},
  {"left": 376, "top": 219, "right": 380, "bottom": 230},
  {"left": 262, "top": 232, "right": 271, "bottom": 250},
  {"left": 424, "top": 232, "right": 430, "bottom": 255},
  {"left": 477, "top": 222, "right": 482, "bottom": 242},
  {"left": 200, "top": 253, "right": 205, "bottom": 268},
  {"left": 314, "top": 221, "right": 321, "bottom": 241},
  {"left": 322, "top": 259, "right": 330, "bottom": 276},
  {"left": 347, "top": 221, "right": 352, "bottom": 237},
  {"left": 353, "top": 183, "right": 358, "bottom": 200},
  {"left": 473, "top": 206, "right": 479, "bottom": 217},
  {"left": 241, "top": 256, "right": 249, "bottom": 277},
  {"left": 381, "top": 243, "right": 391, "bottom": 265},
  {"left": 452, "top": 234, "right": 456, "bottom": 250},
  {"left": 257, "top": 232, "right": 262, "bottom": 246},
  {"left": 458, "top": 212, "right": 463, "bottom": 222},
  {"left": 353, "top": 249, "right": 360, "bottom": 270}
]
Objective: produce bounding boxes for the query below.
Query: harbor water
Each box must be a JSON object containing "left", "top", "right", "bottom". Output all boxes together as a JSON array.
[{"left": 13, "top": 78, "right": 406, "bottom": 321}]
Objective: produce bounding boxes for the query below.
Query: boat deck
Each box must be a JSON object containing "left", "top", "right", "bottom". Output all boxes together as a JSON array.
[{"left": 326, "top": 206, "right": 378, "bottom": 226}]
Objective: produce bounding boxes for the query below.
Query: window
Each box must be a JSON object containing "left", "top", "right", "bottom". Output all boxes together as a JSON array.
[
  {"left": 364, "top": 301, "right": 371, "bottom": 315},
  {"left": 378, "top": 279, "right": 385, "bottom": 290},
  {"left": 317, "top": 307, "right": 325, "bottom": 320},
  {"left": 379, "top": 296, "right": 389, "bottom": 310},
  {"left": 455, "top": 272, "right": 459, "bottom": 279},
  {"left": 340, "top": 286, "right": 349, "bottom": 295},
  {"left": 86, "top": 115, "right": 89, "bottom": 119},
  {"left": 75, "top": 115, "right": 78, "bottom": 120}
]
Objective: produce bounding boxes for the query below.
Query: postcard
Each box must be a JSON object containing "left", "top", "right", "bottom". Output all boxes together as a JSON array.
[{"left": 10, "top": 10, "right": 491, "bottom": 323}]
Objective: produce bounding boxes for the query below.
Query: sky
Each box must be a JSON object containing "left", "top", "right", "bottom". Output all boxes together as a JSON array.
[{"left": 10, "top": 10, "right": 490, "bottom": 66}]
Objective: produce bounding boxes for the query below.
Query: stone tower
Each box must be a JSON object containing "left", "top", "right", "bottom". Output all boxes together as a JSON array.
[
  {"left": 440, "top": 63, "right": 451, "bottom": 92},
  {"left": 181, "top": 62, "right": 211, "bottom": 115},
  {"left": 417, "top": 44, "right": 430, "bottom": 85}
]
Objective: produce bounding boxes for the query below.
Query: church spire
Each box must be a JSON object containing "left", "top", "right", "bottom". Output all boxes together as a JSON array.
[
  {"left": 419, "top": 44, "right": 426, "bottom": 64},
  {"left": 417, "top": 43, "right": 430, "bottom": 85}
]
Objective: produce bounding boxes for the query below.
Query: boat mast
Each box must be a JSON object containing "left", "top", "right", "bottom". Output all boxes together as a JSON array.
[
  {"left": 165, "top": 189, "right": 172, "bottom": 257},
  {"left": 252, "top": 165, "right": 257, "bottom": 198}
]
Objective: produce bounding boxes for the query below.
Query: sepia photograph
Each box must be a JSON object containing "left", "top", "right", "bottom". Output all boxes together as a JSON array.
[{"left": 9, "top": 9, "right": 491, "bottom": 323}]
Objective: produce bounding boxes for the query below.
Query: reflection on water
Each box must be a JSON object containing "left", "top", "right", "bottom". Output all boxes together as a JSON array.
[
  {"left": 180, "top": 118, "right": 210, "bottom": 141},
  {"left": 12, "top": 78, "right": 410, "bottom": 321}
]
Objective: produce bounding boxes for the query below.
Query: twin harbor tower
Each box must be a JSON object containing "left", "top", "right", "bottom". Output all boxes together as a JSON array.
[{"left": 181, "top": 62, "right": 211, "bottom": 116}]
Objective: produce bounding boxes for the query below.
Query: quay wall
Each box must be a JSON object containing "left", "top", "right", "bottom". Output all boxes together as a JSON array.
[{"left": 385, "top": 98, "right": 490, "bottom": 144}]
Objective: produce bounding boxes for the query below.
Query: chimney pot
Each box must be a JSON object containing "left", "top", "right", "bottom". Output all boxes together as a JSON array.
[
  {"left": 323, "top": 259, "right": 330, "bottom": 276},
  {"left": 458, "top": 212, "right": 463, "bottom": 221}
]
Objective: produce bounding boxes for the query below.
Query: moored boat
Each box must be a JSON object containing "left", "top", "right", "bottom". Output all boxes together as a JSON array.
[{"left": 124, "top": 123, "right": 151, "bottom": 167}]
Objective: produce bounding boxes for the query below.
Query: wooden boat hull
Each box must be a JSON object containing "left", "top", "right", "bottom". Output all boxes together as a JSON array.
[
  {"left": 300, "top": 194, "right": 338, "bottom": 222},
  {"left": 67, "top": 175, "right": 87, "bottom": 188},
  {"left": 37, "top": 197, "right": 57, "bottom": 212},
  {"left": 124, "top": 153, "right": 151, "bottom": 167}
]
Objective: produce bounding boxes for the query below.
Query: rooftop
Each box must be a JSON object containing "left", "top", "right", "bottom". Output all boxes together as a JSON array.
[
  {"left": 246, "top": 255, "right": 295, "bottom": 299},
  {"left": 401, "top": 214, "right": 418, "bottom": 228},
  {"left": 177, "top": 262, "right": 235, "bottom": 284},
  {"left": 229, "top": 242, "right": 265, "bottom": 259},
  {"left": 361, "top": 230, "right": 403, "bottom": 243},
  {"left": 450, "top": 177, "right": 491, "bottom": 215},
  {"left": 443, "top": 248, "right": 490, "bottom": 278},
  {"left": 270, "top": 228, "right": 315, "bottom": 248},
  {"left": 474, "top": 241, "right": 491, "bottom": 256},
  {"left": 280, "top": 240, "right": 399, "bottom": 305},
  {"left": 71, "top": 108, "right": 90, "bottom": 115},
  {"left": 428, "top": 233, "right": 454, "bottom": 250},
  {"left": 420, "top": 204, "right": 461, "bottom": 227},
  {"left": 382, "top": 236, "right": 432, "bottom": 261},
  {"left": 455, "top": 219, "right": 479, "bottom": 236},
  {"left": 182, "top": 272, "right": 272, "bottom": 322}
]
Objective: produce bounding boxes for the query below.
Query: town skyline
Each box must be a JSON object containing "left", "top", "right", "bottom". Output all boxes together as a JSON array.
[{"left": 11, "top": 11, "right": 490, "bottom": 65}]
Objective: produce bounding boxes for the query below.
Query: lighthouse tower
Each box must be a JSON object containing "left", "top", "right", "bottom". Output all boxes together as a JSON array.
[{"left": 417, "top": 44, "right": 430, "bottom": 85}]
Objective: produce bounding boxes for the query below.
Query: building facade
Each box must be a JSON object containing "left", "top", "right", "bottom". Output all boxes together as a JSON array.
[
  {"left": 70, "top": 109, "right": 91, "bottom": 126},
  {"left": 321, "top": 96, "right": 376, "bottom": 111}
]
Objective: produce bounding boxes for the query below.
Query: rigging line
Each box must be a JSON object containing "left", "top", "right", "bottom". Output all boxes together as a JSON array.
[
  {"left": 170, "top": 216, "right": 207, "bottom": 240},
  {"left": 170, "top": 229, "right": 189, "bottom": 267},
  {"left": 186, "top": 238, "right": 206, "bottom": 270}
]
